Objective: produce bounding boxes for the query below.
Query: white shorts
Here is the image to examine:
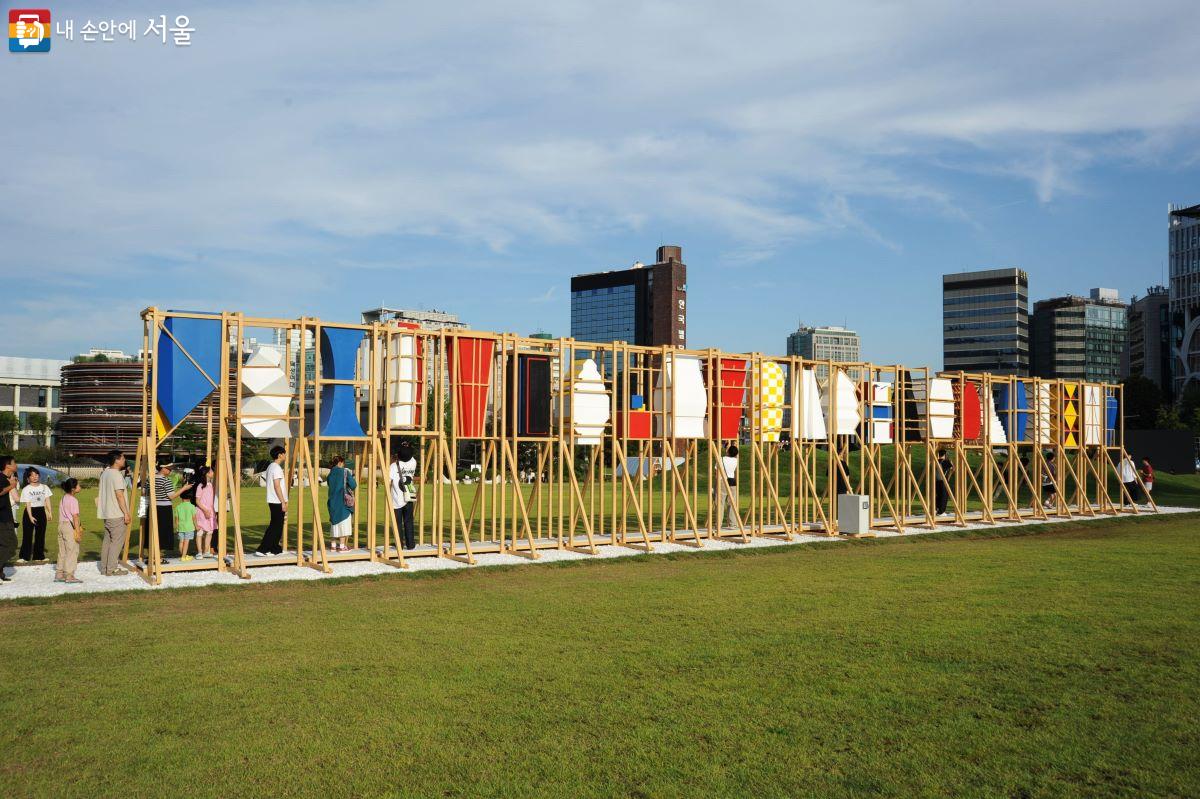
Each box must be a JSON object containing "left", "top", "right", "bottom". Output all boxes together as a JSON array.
[{"left": 329, "top": 518, "right": 352, "bottom": 538}]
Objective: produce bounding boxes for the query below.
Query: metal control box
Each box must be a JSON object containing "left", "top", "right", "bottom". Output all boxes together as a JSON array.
[{"left": 836, "top": 493, "right": 871, "bottom": 536}]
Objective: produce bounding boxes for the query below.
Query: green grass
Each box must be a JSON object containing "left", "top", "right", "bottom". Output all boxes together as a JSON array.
[{"left": 1, "top": 513, "right": 1198, "bottom": 797}]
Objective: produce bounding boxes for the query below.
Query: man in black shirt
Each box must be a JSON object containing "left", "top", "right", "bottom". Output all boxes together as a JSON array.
[{"left": 0, "top": 455, "right": 18, "bottom": 582}]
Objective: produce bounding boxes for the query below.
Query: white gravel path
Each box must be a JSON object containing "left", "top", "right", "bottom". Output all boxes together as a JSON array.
[{"left": 1, "top": 506, "right": 1190, "bottom": 601}]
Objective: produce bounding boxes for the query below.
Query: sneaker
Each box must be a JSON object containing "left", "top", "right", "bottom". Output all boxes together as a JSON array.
[
  {"left": 0, "top": 574, "right": 11, "bottom": 582},
  {"left": 64, "top": 577, "right": 83, "bottom": 584},
  {"left": 16, "top": 558, "right": 26, "bottom": 564},
  {"left": 109, "top": 568, "right": 129, "bottom": 576},
  {"left": 253, "top": 551, "right": 267, "bottom": 558}
]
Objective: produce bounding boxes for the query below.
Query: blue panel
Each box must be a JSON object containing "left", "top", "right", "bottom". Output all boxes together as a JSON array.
[
  {"left": 1105, "top": 395, "right": 1119, "bottom": 445},
  {"left": 870, "top": 405, "right": 892, "bottom": 421},
  {"left": 156, "top": 314, "right": 222, "bottom": 427},
  {"left": 315, "top": 327, "right": 366, "bottom": 437},
  {"left": 994, "top": 381, "right": 1029, "bottom": 441}
]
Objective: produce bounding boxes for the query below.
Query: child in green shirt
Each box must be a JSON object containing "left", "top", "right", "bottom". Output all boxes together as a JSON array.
[{"left": 175, "top": 488, "right": 198, "bottom": 562}]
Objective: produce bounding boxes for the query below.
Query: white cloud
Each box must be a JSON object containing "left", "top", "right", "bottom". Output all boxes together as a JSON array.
[{"left": 2, "top": 0, "right": 1198, "bottom": 357}]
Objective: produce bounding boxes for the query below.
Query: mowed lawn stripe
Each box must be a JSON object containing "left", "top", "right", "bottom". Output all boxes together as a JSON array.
[{"left": 0, "top": 514, "right": 1196, "bottom": 798}]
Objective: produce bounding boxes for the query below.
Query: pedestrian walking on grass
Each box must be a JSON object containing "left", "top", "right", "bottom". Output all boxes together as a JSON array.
[
  {"left": 934, "top": 449, "right": 952, "bottom": 516},
  {"left": 1140, "top": 457, "right": 1155, "bottom": 505},
  {"left": 716, "top": 444, "right": 739, "bottom": 529},
  {"left": 255, "top": 446, "right": 288, "bottom": 556},
  {"left": 1117, "top": 454, "right": 1138, "bottom": 506},
  {"left": 0, "top": 456, "right": 19, "bottom": 582},
  {"left": 55, "top": 478, "right": 84, "bottom": 583},
  {"left": 18, "top": 466, "right": 53, "bottom": 562},
  {"left": 97, "top": 450, "right": 131, "bottom": 576}
]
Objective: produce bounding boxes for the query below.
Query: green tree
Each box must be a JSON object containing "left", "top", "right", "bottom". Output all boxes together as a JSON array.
[
  {"left": 27, "top": 414, "right": 51, "bottom": 446},
  {"left": 1179, "top": 383, "right": 1200, "bottom": 424},
  {"left": 1119, "top": 375, "right": 1162, "bottom": 429},
  {"left": 1156, "top": 405, "right": 1187, "bottom": 431},
  {"left": 0, "top": 411, "right": 18, "bottom": 447}
]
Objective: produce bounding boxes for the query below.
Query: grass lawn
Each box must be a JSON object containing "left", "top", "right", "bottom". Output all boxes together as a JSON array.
[{"left": 1, "top": 513, "right": 1198, "bottom": 797}]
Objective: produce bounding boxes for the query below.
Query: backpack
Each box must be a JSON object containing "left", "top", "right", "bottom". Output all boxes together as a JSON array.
[{"left": 340, "top": 468, "right": 356, "bottom": 508}]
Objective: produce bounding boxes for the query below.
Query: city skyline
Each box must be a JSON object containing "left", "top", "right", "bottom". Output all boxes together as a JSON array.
[{"left": 5, "top": 2, "right": 1198, "bottom": 368}]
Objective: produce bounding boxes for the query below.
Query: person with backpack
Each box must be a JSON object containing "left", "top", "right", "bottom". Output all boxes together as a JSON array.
[
  {"left": 389, "top": 442, "right": 418, "bottom": 550},
  {"left": 326, "top": 454, "right": 357, "bottom": 552}
]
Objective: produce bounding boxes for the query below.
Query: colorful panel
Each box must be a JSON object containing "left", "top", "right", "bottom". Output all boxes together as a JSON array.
[
  {"left": 791, "top": 368, "right": 827, "bottom": 441},
  {"left": 507, "top": 354, "right": 552, "bottom": 437},
  {"left": 156, "top": 314, "right": 222, "bottom": 429},
  {"left": 954, "top": 381, "right": 982, "bottom": 441},
  {"left": 449, "top": 336, "right": 495, "bottom": 438},
  {"left": 1061, "top": 382, "right": 1079, "bottom": 447},
  {"left": 1105, "top": 394, "right": 1119, "bottom": 446},
  {"left": 316, "top": 327, "right": 366, "bottom": 438},
  {"left": 569, "top": 358, "right": 610, "bottom": 445},
  {"left": 754, "top": 361, "right": 785, "bottom": 442},
  {"left": 994, "top": 381, "right": 1029, "bottom": 442},
  {"left": 866, "top": 382, "right": 893, "bottom": 444},
  {"left": 713, "top": 357, "right": 747, "bottom": 441},
  {"left": 921, "top": 378, "right": 956, "bottom": 440},
  {"left": 617, "top": 410, "right": 652, "bottom": 440},
  {"left": 821, "top": 369, "right": 861, "bottom": 436},
  {"left": 653, "top": 354, "right": 707, "bottom": 439},
  {"left": 386, "top": 323, "right": 423, "bottom": 428},
  {"left": 1033, "top": 383, "right": 1052, "bottom": 445}
]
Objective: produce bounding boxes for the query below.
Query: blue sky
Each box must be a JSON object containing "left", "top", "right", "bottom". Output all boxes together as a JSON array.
[{"left": 5, "top": 0, "right": 1199, "bottom": 367}]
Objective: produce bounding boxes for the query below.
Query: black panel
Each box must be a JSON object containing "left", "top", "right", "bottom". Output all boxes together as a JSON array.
[{"left": 508, "top": 354, "right": 552, "bottom": 437}]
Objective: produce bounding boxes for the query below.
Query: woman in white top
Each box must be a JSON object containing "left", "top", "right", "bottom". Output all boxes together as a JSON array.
[
  {"left": 717, "top": 444, "right": 739, "bottom": 530},
  {"left": 389, "top": 442, "right": 418, "bottom": 550},
  {"left": 19, "top": 467, "right": 53, "bottom": 562}
]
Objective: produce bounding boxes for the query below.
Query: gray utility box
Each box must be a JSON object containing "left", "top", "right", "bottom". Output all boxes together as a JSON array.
[{"left": 837, "top": 494, "right": 871, "bottom": 535}]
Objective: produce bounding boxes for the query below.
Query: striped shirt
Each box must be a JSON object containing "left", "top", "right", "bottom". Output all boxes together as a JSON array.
[{"left": 154, "top": 474, "right": 174, "bottom": 506}]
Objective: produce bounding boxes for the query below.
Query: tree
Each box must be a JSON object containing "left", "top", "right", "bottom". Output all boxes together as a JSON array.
[
  {"left": 1119, "top": 376, "right": 1162, "bottom": 429},
  {"left": 26, "top": 414, "right": 51, "bottom": 446},
  {"left": 1180, "top": 383, "right": 1200, "bottom": 425},
  {"left": 1156, "top": 405, "right": 1187, "bottom": 431},
  {"left": 0, "top": 411, "right": 17, "bottom": 448}
]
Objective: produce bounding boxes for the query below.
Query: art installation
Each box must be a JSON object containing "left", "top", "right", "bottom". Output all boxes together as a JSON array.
[
  {"left": 449, "top": 336, "right": 495, "bottom": 438},
  {"left": 154, "top": 312, "right": 222, "bottom": 433},
  {"left": 131, "top": 307, "right": 1154, "bottom": 586},
  {"left": 791, "top": 367, "right": 826, "bottom": 441},
  {"left": 754, "top": 360, "right": 785, "bottom": 442},
  {"left": 653, "top": 353, "right": 707, "bottom": 438},
  {"left": 385, "top": 322, "right": 423, "bottom": 428},
  {"left": 994, "top": 381, "right": 1029, "bottom": 442},
  {"left": 316, "top": 326, "right": 366, "bottom": 438},
  {"left": 240, "top": 344, "right": 292, "bottom": 439},
  {"left": 712, "top": 357, "right": 748, "bottom": 441},
  {"left": 509, "top": 353, "right": 552, "bottom": 437},
  {"left": 568, "top": 357, "right": 609, "bottom": 445},
  {"left": 865, "top": 381, "right": 893, "bottom": 444}
]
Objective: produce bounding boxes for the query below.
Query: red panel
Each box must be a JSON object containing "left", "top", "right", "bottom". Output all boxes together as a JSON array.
[
  {"left": 712, "top": 357, "right": 747, "bottom": 441},
  {"left": 618, "top": 410, "right": 652, "bottom": 440},
  {"left": 956, "top": 381, "right": 982, "bottom": 441},
  {"left": 448, "top": 336, "right": 494, "bottom": 438}
]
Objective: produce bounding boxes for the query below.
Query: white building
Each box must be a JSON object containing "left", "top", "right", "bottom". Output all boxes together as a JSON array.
[
  {"left": 361, "top": 307, "right": 467, "bottom": 331},
  {"left": 0, "top": 356, "right": 69, "bottom": 449}
]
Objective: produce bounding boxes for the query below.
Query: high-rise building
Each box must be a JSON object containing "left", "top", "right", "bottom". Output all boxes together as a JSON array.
[
  {"left": 942, "top": 268, "right": 1029, "bottom": 375},
  {"left": 58, "top": 360, "right": 146, "bottom": 457},
  {"left": 1168, "top": 203, "right": 1200, "bottom": 396},
  {"left": 1125, "top": 285, "right": 1171, "bottom": 400},
  {"left": 570, "top": 246, "right": 687, "bottom": 347},
  {"left": 0, "top": 356, "right": 68, "bottom": 449},
  {"left": 785, "top": 324, "right": 860, "bottom": 362},
  {"left": 1031, "top": 288, "right": 1127, "bottom": 383}
]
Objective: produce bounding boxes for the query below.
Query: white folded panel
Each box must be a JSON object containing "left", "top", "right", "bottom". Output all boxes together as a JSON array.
[
  {"left": 791, "top": 367, "right": 827, "bottom": 440},
  {"left": 569, "top": 358, "right": 610, "bottom": 445},
  {"left": 653, "top": 353, "right": 707, "bottom": 439}
]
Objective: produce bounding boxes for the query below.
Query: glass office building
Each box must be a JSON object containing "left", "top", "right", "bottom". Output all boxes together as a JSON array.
[
  {"left": 942, "top": 268, "right": 1030, "bottom": 375},
  {"left": 1169, "top": 203, "right": 1200, "bottom": 396},
  {"left": 569, "top": 246, "right": 687, "bottom": 347},
  {"left": 1031, "top": 289, "right": 1127, "bottom": 383}
]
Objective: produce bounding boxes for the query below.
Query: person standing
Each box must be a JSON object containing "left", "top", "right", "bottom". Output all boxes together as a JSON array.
[
  {"left": 1041, "top": 454, "right": 1057, "bottom": 509},
  {"left": 326, "top": 454, "right": 357, "bottom": 552},
  {"left": 149, "top": 462, "right": 184, "bottom": 561},
  {"left": 174, "top": 487, "right": 197, "bottom": 561},
  {"left": 192, "top": 466, "right": 215, "bottom": 559},
  {"left": 1117, "top": 454, "right": 1139, "bottom": 506},
  {"left": 934, "top": 449, "right": 952, "bottom": 516},
  {"left": 389, "top": 442, "right": 418, "bottom": 550},
  {"left": 1140, "top": 457, "right": 1155, "bottom": 506},
  {"left": 96, "top": 450, "right": 131, "bottom": 576},
  {"left": 716, "top": 444, "right": 739, "bottom": 529},
  {"left": 55, "top": 477, "right": 84, "bottom": 584},
  {"left": 0, "top": 456, "right": 18, "bottom": 583},
  {"left": 18, "top": 466, "right": 53, "bottom": 562},
  {"left": 255, "top": 446, "right": 288, "bottom": 556}
]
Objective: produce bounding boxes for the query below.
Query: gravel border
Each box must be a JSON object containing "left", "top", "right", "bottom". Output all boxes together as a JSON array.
[{"left": 1, "top": 507, "right": 1189, "bottom": 600}]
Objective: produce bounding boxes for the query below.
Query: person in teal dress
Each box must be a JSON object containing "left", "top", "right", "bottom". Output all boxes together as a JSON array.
[{"left": 326, "top": 454, "right": 357, "bottom": 551}]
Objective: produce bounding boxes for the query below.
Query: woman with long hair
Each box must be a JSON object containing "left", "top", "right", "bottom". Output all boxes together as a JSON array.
[
  {"left": 192, "top": 466, "right": 216, "bottom": 558},
  {"left": 19, "top": 466, "right": 53, "bottom": 562}
]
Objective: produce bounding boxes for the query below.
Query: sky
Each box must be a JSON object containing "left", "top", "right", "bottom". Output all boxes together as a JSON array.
[{"left": 5, "top": 0, "right": 1199, "bottom": 367}]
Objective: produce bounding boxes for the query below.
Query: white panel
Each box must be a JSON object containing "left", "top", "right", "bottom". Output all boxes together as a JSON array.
[
  {"left": 790, "top": 368, "right": 827, "bottom": 440},
  {"left": 985, "top": 391, "right": 1007, "bottom": 445},
  {"left": 569, "top": 358, "right": 610, "bottom": 445},
  {"left": 653, "top": 353, "right": 707, "bottom": 439},
  {"left": 1083, "top": 384, "right": 1102, "bottom": 446}
]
